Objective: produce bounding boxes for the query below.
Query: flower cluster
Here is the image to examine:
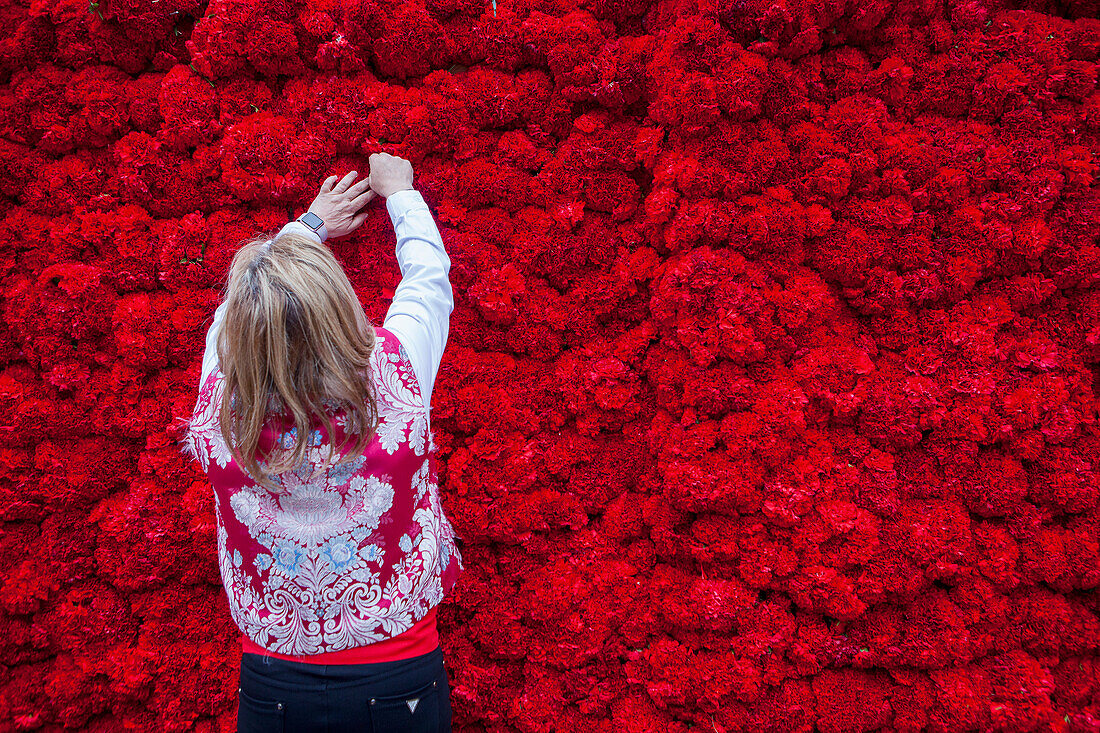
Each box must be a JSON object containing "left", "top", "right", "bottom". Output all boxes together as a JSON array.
[{"left": 2, "top": 0, "right": 1100, "bottom": 730}]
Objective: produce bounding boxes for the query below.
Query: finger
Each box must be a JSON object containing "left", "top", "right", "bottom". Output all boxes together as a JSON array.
[
  {"left": 345, "top": 177, "right": 372, "bottom": 197},
  {"left": 351, "top": 209, "right": 369, "bottom": 229},
  {"left": 332, "top": 170, "right": 358, "bottom": 194},
  {"left": 321, "top": 175, "right": 337, "bottom": 192},
  {"left": 350, "top": 187, "right": 375, "bottom": 208}
]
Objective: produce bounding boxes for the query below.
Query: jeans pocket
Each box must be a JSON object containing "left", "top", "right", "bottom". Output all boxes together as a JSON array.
[
  {"left": 237, "top": 686, "right": 286, "bottom": 733},
  {"left": 369, "top": 675, "right": 440, "bottom": 733}
]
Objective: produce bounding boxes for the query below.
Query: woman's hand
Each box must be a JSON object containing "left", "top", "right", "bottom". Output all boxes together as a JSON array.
[
  {"left": 305, "top": 170, "right": 376, "bottom": 239},
  {"left": 366, "top": 153, "right": 415, "bottom": 198}
]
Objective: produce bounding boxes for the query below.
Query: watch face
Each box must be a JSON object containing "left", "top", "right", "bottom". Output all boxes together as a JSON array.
[{"left": 300, "top": 212, "right": 323, "bottom": 229}]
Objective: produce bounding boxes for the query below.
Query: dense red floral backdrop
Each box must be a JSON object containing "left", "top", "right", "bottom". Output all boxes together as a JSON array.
[{"left": 1, "top": 0, "right": 1099, "bottom": 729}]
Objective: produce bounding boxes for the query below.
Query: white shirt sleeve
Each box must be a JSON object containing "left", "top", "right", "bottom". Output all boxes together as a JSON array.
[
  {"left": 381, "top": 189, "right": 454, "bottom": 425},
  {"left": 198, "top": 300, "right": 229, "bottom": 391}
]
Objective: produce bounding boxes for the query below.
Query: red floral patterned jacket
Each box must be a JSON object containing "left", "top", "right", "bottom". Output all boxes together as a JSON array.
[{"left": 182, "top": 325, "right": 464, "bottom": 656}]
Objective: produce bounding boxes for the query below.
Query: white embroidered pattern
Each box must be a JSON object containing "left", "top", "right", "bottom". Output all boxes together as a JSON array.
[
  {"left": 181, "top": 372, "right": 233, "bottom": 472},
  {"left": 371, "top": 346, "right": 428, "bottom": 456}
]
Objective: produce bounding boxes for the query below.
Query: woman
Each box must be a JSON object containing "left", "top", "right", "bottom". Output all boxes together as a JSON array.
[{"left": 179, "top": 153, "right": 464, "bottom": 733}]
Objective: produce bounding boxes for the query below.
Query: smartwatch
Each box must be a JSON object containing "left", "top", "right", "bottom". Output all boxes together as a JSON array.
[{"left": 296, "top": 211, "right": 328, "bottom": 242}]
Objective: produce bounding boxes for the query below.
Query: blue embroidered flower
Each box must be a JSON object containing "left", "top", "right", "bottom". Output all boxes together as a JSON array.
[
  {"left": 399, "top": 534, "right": 413, "bottom": 553},
  {"left": 329, "top": 455, "right": 366, "bottom": 486},
  {"left": 321, "top": 538, "right": 357, "bottom": 572},
  {"left": 278, "top": 426, "right": 324, "bottom": 449},
  {"left": 359, "top": 544, "right": 382, "bottom": 563},
  {"left": 254, "top": 553, "right": 273, "bottom": 573},
  {"left": 272, "top": 542, "right": 305, "bottom": 575}
]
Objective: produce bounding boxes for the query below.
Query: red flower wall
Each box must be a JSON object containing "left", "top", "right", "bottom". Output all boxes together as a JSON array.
[{"left": 1, "top": 0, "right": 1099, "bottom": 730}]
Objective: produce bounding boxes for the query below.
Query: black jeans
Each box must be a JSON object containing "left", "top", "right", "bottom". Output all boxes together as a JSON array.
[{"left": 237, "top": 644, "right": 452, "bottom": 733}]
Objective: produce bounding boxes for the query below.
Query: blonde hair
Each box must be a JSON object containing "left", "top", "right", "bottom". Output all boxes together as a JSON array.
[{"left": 213, "top": 230, "right": 380, "bottom": 493}]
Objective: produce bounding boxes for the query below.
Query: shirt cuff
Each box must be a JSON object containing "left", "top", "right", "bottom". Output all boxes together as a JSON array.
[
  {"left": 279, "top": 219, "right": 325, "bottom": 245},
  {"left": 386, "top": 189, "right": 429, "bottom": 225}
]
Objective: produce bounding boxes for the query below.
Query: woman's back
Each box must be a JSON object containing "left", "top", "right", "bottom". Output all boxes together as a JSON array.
[{"left": 184, "top": 323, "right": 464, "bottom": 657}]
